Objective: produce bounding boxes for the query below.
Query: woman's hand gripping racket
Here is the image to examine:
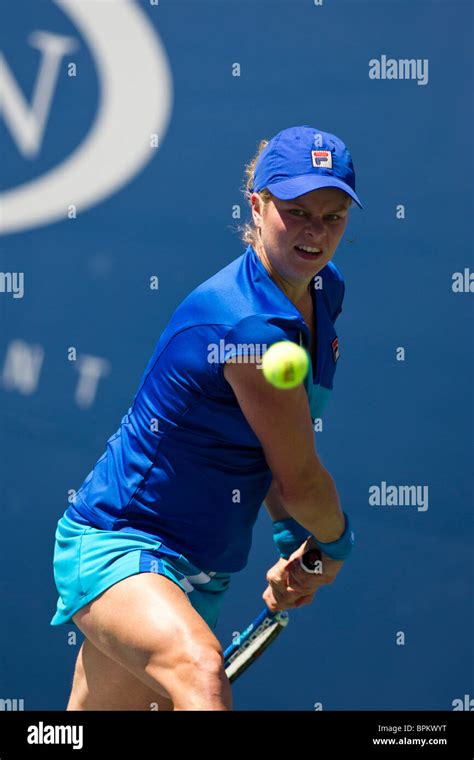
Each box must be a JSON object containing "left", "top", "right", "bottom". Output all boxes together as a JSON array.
[{"left": 223, "top": 547, "right": 322, "bottom": 683}]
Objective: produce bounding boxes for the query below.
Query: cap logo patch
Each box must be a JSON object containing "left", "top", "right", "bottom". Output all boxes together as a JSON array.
[
  {"left": 311, "top": 150, "right": 332, "bottom": 169},
  {"left": 331, "top": 336, "right": 340, "bottom": 362}
]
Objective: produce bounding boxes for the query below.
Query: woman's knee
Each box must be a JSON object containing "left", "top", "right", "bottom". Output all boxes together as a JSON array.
[
  {"left": 146, "top": 636, "right": 231, "bottom": 710},
  {"left": 154, "top": 637, "right": 225, "bottom": 682}
]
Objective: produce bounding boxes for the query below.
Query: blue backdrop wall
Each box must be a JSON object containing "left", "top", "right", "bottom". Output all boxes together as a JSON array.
[{"left": 0, "top": 0, "right": 472, "bottom": 711}]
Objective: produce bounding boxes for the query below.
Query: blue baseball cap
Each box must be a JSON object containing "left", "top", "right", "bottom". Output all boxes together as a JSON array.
[{"left": 252, "top": 125, "right": 363, "bottom": 209}]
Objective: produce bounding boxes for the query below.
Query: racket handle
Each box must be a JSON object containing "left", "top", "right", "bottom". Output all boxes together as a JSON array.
[{"left": 299, "top": 547, "right": 323, "bottom": 574}]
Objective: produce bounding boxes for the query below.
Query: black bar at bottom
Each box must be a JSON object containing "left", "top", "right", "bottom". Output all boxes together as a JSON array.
[{"left": 0, "top": 710, "right": 472, "bottom": 757}]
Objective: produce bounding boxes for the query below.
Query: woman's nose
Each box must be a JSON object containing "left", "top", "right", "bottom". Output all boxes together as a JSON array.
[{"left": 304, "top": 217, "right": 325, "bottom": 238}]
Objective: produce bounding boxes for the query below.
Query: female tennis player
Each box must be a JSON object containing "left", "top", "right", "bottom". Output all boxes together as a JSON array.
[{"left": 50, "top": 124, "right": 362, "bottom": 711}]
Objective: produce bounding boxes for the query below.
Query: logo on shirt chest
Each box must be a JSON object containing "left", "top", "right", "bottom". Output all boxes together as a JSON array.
[{"left": 331, "top": 336, "right": 340, "bottom": 363}]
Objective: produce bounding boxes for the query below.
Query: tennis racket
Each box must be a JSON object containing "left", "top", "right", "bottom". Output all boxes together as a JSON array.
[{"left": 223, "top": 547, "right": 322, "bottom": 682}]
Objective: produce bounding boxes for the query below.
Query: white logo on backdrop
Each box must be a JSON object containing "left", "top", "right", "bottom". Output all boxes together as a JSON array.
[{"left": 0, "top": 0, "right": 173, "bottom": 235}]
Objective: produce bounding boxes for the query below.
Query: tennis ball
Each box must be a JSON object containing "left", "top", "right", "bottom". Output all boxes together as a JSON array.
[{"left": 261, "top": 341, "right": 309, "bottom": 389}]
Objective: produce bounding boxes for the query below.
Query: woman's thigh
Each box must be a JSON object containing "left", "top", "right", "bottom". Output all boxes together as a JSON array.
[
  {"left": 72, "top": 571, "right": 229, "bottom": 705},
  {"left": 67, "top": 637, "right": 174, "bottom": 711}
]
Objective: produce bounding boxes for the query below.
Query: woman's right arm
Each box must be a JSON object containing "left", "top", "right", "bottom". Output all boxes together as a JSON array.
[{"left": 223, "top": 359, "right": 345, "bottom": 543}]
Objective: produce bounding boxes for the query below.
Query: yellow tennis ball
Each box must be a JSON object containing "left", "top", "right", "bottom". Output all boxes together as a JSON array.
[{"left": 261, "top": 341, "right": 309, "bottom": 389}]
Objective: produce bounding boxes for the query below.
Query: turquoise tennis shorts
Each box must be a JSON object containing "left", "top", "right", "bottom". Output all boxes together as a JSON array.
[{"left": 50, "top": 510, "right": 232, "bottom": 631}]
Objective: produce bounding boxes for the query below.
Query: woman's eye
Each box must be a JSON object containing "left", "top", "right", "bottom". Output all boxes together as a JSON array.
[{"left": 288, "top": 209, "right": 343, "bottom": 222}]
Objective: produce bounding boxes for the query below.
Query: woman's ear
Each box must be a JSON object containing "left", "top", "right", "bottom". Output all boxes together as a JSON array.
[{"left": 251, "top": 192, "right": 263, "bottom": 229}]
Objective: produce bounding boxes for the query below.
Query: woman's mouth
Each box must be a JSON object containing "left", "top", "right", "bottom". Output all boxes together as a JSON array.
[{"left": 294, "top": 245, "right": 323, "bottom": 260}]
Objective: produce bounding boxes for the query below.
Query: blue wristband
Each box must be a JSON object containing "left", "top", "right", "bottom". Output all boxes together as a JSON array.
[
  {"left": 272, "top": 518, "right": 312, "bottom": 559},
  {"left": 313, "top": 512, "right": 355, "bottom": 560}
]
